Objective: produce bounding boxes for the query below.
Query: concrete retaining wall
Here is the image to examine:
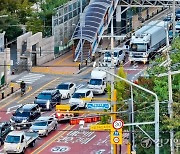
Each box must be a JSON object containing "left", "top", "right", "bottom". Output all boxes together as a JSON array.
[{"left": 37, "top": 36, "right": 55, "bottom": 65}]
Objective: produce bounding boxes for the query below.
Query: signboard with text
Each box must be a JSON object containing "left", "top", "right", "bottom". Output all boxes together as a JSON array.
[
  {"left": 90, "top": 124, "right": 111, "bottom": 131},
  {"left": 86, "top": 103, "right": 111, "bottom": 110}
]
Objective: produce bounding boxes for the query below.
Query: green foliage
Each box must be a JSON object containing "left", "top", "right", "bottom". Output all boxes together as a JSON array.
[
  {"left": 133, "top": 38, "right": 180, "bottom": 153},
  {"left": 16, "top": 0, "right": 33, "bottom": 24},
  {"left": 39, "top": 0, "right": 69, "bottom": 36},
  {"left": 100, "top": 110, "right": 110, "bottom": 124},
  {"left": 0, "top": 14, "right": 22, "bottom": 41},
  {"left": 26, "top": 14, "right": 43, "bottom": 34}
]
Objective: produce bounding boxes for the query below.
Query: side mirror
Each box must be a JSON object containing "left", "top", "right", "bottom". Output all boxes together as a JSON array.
[
  {"left": 35, "top": 96, "right": 37, "bottom": 99},
  {"left": 87, "top": 82, "right": 89, "bottom": 84},
  {"left": 12, "top": 112, "right": 15, "bottom": 116}
]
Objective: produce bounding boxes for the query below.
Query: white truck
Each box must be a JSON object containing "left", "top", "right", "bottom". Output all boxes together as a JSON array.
[
  {"left": 4, "top": 131, "right": 38, "bottom": 153},
  {"left": 129, "top": 20, "right": 167, "bottom": 64},
  {"left": 103, "top": 49, "right": 125, "bottom": 66},
  {"left": 87, "top": 68, "right": 107, "bottom": 94}
]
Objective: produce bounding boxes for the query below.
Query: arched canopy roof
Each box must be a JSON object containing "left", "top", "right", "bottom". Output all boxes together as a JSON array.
[{"left": 72, "top": 0, "right": 111, "bottom": 42}]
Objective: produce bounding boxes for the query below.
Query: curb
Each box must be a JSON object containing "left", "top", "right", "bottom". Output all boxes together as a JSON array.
[{"left": 0, "top": 89, "right": 21, "bottom": 102}]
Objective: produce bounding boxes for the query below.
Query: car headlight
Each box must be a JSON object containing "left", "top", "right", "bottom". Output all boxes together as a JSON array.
[
  {"left": 16, "top": 144, "right": 20, "bottom": 150},
  {"left": 46, "top": 100, "right": 50, "bottom": 109},
  {"left": 22, "top": 119, "right": 27, "bottom": 123},
  {"left": 39, "top": 129, "right": 46, "bottom": 133}
]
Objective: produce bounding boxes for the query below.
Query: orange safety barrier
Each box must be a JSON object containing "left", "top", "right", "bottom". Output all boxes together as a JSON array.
[
  {"left": 70, "top": 115, "right": 101, "bottom": 124},
  {"left": 70, "top": 118, "right": 77, "bottom": 125}
]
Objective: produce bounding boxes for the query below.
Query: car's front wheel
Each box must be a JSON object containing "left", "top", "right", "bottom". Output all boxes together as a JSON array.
[
  {"left": 54, "top": 124, "right": 57, "bottom": 130},
  {"left": 45, "top": 130, "right": 48, "bottom": 137}
]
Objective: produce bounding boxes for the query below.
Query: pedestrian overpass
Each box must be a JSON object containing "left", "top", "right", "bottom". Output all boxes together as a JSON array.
[{"left": 72, "top": 0, "right": 180, "bottom": 62}]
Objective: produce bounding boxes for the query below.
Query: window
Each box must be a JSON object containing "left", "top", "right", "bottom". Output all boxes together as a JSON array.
[
  {"left": 69, "top": 84, "right": 73, "bottom": 88},
  {"left": 119, "top": 50, "right": 123, "bottom": 55},
  {"left": 21, "top": 136, "right": 24, "bottom": 143},
  {"left": 86, "top": 91, "right": 90, "bottom": 96},
  {"left": 48, "top": 118, "right": 53, "bottom": 124}
]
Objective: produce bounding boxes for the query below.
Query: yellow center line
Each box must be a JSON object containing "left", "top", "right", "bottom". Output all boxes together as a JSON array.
[
  {"left": 32, "top": 125, "right": 75, "bottom": 154},
  {"left": 0, "top": 86, "right": 32, "bottom": 109},
  {"left": 18, "top": 77, "right": 60, "bottom": 104}
]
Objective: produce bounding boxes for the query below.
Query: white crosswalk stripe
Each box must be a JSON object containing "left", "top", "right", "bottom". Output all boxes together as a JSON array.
[
  {"left": 15, "top": 73, "right": 45, "bottom": 84},
  {"left": 76, "top": 84, "right": 84, "bottom": 89}
]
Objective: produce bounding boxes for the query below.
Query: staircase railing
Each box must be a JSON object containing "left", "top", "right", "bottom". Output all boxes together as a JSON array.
[{"left": 74, "top": 39, "right": 85, "bottom": 62}]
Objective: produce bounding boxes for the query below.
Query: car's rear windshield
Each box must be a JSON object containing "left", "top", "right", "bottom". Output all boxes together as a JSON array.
[
  {"left": 72, "top": 93, "right": 85, "bottom": 98},
  {"left": 57, "top": 84, "right": 69, "bottom": 90},
  {"left": 37, "top": 93, "right": 52, "bottom": 100},
  {"left": 5, "top": 135, "right": 20, "bottom": 143}
]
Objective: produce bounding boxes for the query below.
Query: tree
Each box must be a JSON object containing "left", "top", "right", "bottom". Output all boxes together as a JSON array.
[
  {"left": 133, "top": 37, "right": 180, "bottom": 153},
  {"left": 0, "top": 14, "right": 22, "bottom": 41},
  {"left": 26, "top": 14, "right": 43, "bottom": 34},
  {"left": 16, "top": 0, "right": 33, "bottom": 24}
]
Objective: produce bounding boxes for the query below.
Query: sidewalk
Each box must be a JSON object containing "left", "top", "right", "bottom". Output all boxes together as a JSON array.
[
  {"left": 0, "top": 82, "right": 20, "bottom": 101},
  {"left": 31, "top": 51, "right": 80, "bottom": 75}
]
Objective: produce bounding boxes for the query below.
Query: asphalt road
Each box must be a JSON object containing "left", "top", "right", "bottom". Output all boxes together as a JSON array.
[{"left": 0, "top": 57, "right": 148, "bottom": 154}]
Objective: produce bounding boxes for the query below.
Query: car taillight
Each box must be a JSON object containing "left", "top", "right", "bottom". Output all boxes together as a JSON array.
[{"left": 56, "top": 113, "right": 61, "bottom": 117}]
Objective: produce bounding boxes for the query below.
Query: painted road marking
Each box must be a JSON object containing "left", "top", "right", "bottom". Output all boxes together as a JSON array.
[
  {"left": 57, "top": 130, "right": 96, "bottom": 144},
  {"left": 6, "top": 104, "right": 22, "bottom": 114},
  {"left": 95, "top": 149, "right": 106, "bottom": 154},
  {"left": 16, "top": 73, "right": 45, "bottom": 84},
  {"left": 76, "top": 84, "right": 84, "bottom": 89},
  {"left": 31, "top": 125, "right": 75, "bottom": 154},
  {"left": 51, "top": 146, "right": 70, "bottom": 153}
]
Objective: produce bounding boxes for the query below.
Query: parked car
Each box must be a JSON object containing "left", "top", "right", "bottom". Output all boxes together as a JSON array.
[
  {"left": 69, "top": 89, "right": 93, "bottom": 108},
  {"left": 0, "top": 122, "right": 12, "bottom": 146},
  {"left": 34, "top": 89, "right": 61, "bottom": 110},
  {"left": 56, "top": 82, "right": 76, "bottom": 99},
  {"left": 29, "top": 116, "right": 58, "bottom": 136},
  {"left": 10, "top": 104, "right": 41, "bottom": 128}
]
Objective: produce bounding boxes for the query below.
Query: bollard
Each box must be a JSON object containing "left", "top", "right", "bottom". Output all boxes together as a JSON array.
[
  {"left": 11, "top": 87, "right": 14, "bottom": 94},
  {"left": 2, "top": 92, "right": 4, "bottom": 99},
  {"left": 85, "top": 59, "right": 87, "bottom": 66},
  {"left": 78, "top": 63, "right": 81, "bottom": 70}
]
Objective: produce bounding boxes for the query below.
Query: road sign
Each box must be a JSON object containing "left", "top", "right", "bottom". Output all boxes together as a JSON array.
[
  {"left": 56, "top": 105, "right": 70, "bottom": 111},
  {"left": 86, "top": 103, "right": 111, "bottom": 110},
  {"left": 90, "top": 124, "right": 111, "bottom": 131},
  {"left": 113, "top": 119, "right": 124, "bottom": 129},
  {"left": 110, "top": 128, "right": 123, "bottom": 145}
]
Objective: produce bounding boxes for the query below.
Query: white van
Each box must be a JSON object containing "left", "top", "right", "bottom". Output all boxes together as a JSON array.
[
  {"left": 87, "top": 69, "right": 107, "bottom": 94},
  {"left": 104, "top": 49, "right": 125, "bottom": 66}
]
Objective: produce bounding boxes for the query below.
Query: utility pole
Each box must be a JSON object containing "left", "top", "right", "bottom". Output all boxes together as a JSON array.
[
  {"left": 80, "top": 0, "right": 83, "bottom": 66},
  {"left": 165, "top": 25, "right": 174, "bottom": 154},
  {"left": 110, "top": 18, "right": 117, "bottom": 154},
  {"left": 172, "top": 0, "right": 176, "bottom": 37},
  {"left": 130, "top": 85, "right": 135, "bottom": 152},
  {"left": 166, "top": 25, "right": 175, "bottom": 154}
]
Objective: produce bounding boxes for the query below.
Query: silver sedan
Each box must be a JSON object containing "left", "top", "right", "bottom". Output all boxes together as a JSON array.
[{"left": 29, "top": 116, "right": 58, "bottom": 136}]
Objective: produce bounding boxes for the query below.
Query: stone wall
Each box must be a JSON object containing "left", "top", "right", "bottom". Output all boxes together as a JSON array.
[{"left": 37, "top": 36, "right": 54, "bottom": 65}]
